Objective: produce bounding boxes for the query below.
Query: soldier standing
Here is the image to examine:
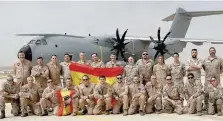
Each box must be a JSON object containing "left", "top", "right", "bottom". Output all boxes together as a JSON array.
[
  {"left": 206, "top": 77, "right": 223, "bottom": 116},
  {"left": 40, "top": 79, "right": 61, "bottom": 116},
  {"left": 135, "top": 51, "right": 154, "bottom": 85},
  {"left": 19, "top": 76, "right": 42, "bottom": 117},
  {"left": 47, "top": 55, "right": 62, "bottom": 86},
  {"left": 79, "top": 75, "right": 95, "bottom": 115},
  {"left": 123, "top": 56, "right": 137, "bottom": 85},
  {"left": 13, "top": 51, "right": 32, "bottom": 87},
  {"left": 77, "top": 52, "right": 90, "bottom": 65},
  {"left": 112, "top": 74, "right": 129, "bottom": 116},
  {"left": 163, "top": 75, "right": 184, "bottom": 115},
  {"left": 89, "top": 53, "right": 105, "bottom": 68},
  {"left": 186, "top": 49, "right": 203, "bottom": 83},
  {"left": 145, "top": 75, "right": 162, "bottom": 114},
  {"left": 93, "top": 76, "right": 113, "bottom": 115},
  {"left": 105, "top": 53, "right": 122, "bottom": 68},
  {"left": 0, "top": 75, "right": 20, "bottom": 119},
  {"left": 31, "top": 57, "right": 49, "bottom": 89},
  {"left": 184, "top": 73, "right": 204, "bottom": 116},
  {"left": 203, "top": 47, "right": 223, "bottom": 88},
  {"left": 153, "top": 55, "right": 170, "bottom": 88},
  {"left": 169, "top": 52, "right": 186, "bottom": 89},
  {"left": 128, "top": 76, "right": 146, "bottom": 116},
  {"left": 60, "top": 53, "right": 72, "bottom": 87}
]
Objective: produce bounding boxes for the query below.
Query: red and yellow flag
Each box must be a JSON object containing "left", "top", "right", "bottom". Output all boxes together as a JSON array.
[
  {"left": 69, "top": 62, "right": 124, "bottom": 86},
  {"left": 56, "top": 89, "right": 75, "bottom": 116}
]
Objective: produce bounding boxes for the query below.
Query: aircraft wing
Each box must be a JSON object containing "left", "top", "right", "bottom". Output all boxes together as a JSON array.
[
  {"left": 16, "top": 34, "right": 86, "bottom": 38},
  {"left": 125, "top": 36, "right": 223, "bottom": 44}
]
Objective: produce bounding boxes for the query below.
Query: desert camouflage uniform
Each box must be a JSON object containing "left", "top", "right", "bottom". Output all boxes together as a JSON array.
[
  {"left": 31, "top": 64, "right": 49, "bottom": 89},
  {"left": 163, "top": 84, "right": 184, "bottom": 114},
  {"left": 186, "top": 58, "right": 203, "bottom": 83},
  {"left": 169, "top": 62, "right": 186, "bottom": 89},
  {"left": 105, "top": 61, "right": 122, "bottom": 68},
  {"left": 123, "top": 64, "right": 137, "bottom": 85},
  {"left": 145, "top": 81, "right": 162, "bottom": 114},
  {"left": 135, "top": 59, "right": 154, "bottom": 85},
  {"left": 13, "top": 59, "right": 32, "bottom": 87},
  {"left": 153, "top": 64, "right": 170, "bottom": 88},
  {"left": 47, "top": 62, "right": 62, "bottom": 86}
]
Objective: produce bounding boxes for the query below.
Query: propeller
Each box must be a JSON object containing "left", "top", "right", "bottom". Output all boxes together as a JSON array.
[
  {"left": 149, "top": 27, "right": 173, "bottom": 60},
  {"left": 110, "top": 28, "right": 130, "bottom": 62}
]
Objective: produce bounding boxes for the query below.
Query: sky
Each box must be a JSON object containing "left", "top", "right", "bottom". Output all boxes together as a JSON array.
[{"left": 1, "top": 1, "right": 223, "bottom": 66}]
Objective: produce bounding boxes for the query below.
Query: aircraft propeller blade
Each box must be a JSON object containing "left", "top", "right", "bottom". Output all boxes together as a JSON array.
[
  {"left": 116, "top": 49, "right": 120, "bottom": 60},
  {"left": 121, "top": 29, "right": 128, "bottom": 43},
  {"left": 116, "top": 28, "right": 121, "bottom": 42},
  {"left": 154, "top": 51, "right": 160, "bottom": 60},
  {"left": 162, "top": 31, "right": 171, "bottom": 43},
  {"left": 120, "top": 50, "right": 127, "bottom": 62},
  {"left": 164, "top": 48, "right": 173, "bottom": 55},
  {"left": 157, "top": 27, "right": 161, "bottom": 43},
  {"left": 149, "top": 36, "right": 158, "bottom": 43}
]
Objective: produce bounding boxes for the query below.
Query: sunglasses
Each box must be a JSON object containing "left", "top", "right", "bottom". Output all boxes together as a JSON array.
[
  {"left": 142, "top": 53, "right": 148, "bottom": 55},
  {"left": 7, "top": 79, "right": 13, "bottom": 81},
  {"left": 47, "top": 81, "right": 53, "bottom": 83},
  {"left": 188, "top": 77, "right": 193, "bottom": 79},
  {"left": 83, "top": 79, "right": 88, "bottom": 81},
  {"left": 117, "top": 77, "right": 122, "bottom": 79}
]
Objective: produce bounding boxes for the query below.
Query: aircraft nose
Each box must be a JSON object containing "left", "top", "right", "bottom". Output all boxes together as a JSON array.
[{"left": 18, "top": 45, "right": 32, "bottom": 61}]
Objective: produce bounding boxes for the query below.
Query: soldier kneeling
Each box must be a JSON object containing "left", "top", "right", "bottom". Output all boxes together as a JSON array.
[
  {"left": 184, "top": 73, "right": 204, "bottom": 116},
  {"left": 207, "top": 77, "right": 223, "bottom": 116},
  {"left": 0, "top": 75, "right": 20, "bottom": 119}
]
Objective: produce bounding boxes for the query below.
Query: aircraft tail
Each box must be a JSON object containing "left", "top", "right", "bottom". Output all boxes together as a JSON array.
[{"left": 163, "top": 8, "right": 223, "bottom": 38}]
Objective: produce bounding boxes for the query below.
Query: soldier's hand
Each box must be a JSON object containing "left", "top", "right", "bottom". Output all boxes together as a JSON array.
[
  {"left": 99, "top": 95, "right": 104, "bottom": 99},
  {"left": 115, "top": 96, "right": 119, "bottom": 100},
  {"left": 83, "top": 96, "right": 88, "bottom": 100},
  {"left": 14, "top": 94, "right": 19, "bottom": 99},
  {"left": 2, "top": 92, "right": 8, "bottom": 96}
]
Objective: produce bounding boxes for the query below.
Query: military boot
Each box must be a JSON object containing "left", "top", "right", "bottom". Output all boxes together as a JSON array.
[
  {"left": 41, "top": 109, "right": 48, "bottom": 116},
  {"left": 0, "top": 110, "right": 5, "bottom": 119},
  {"left": 21, "top": 112, "right": 28, "bottom": 117},
  {"left": 196, "top": 111, "right": 203, "bottom": 116},
  {"left": 217, "top": 107, "right": 222, "bottom": 116},
  {"left": 123, "top": 109, "right": 128, "bottom": 116}
]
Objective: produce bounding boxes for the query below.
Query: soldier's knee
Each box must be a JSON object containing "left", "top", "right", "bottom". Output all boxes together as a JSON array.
[
  {"left": 79, "top": 99, "right": 84, "bottom": 104},
  {"left": 216, "top": 99, "right": 223, "bottom": 105},
  {"left": 123, "top": 95, "right": 128, "bottom": 100},
  {"left": 93, "top": 108, "right": 99, "bottom": 115},
  {"left": 163, "top": 100, "right": 168, "bottom": 106},
  {"left": 196, "top": 95, "right": 204, "bottom": 102}
]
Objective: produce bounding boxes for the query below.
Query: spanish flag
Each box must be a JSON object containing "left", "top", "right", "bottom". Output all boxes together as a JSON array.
[
  {"left": 69, "top": 62, "right": 124, "bottom": 86},
  {"left": 56, "top": 89, "right": 75, "bottom": 116}
]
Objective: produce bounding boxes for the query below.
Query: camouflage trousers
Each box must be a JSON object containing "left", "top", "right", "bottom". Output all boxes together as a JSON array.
[{"left": 0, "top": 97, "right": 20, "bottom": 115}]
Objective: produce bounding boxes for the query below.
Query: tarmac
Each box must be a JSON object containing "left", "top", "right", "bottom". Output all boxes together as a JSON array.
[{"left": 1, "top": 75, "right": 223, "bottom": 121}]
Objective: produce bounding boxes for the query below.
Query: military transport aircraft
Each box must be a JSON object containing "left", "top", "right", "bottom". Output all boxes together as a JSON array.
[{"left": 17, "top": 7, "right": 223, "bottom": 65}]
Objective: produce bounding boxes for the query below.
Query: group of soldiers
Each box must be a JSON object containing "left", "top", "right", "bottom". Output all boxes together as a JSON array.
[{"left": 0, "top": 46, "right": 223, "bottom": 119}]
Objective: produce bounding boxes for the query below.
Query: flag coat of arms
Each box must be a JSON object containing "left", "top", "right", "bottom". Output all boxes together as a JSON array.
[
  {"left": 69, "top": 62, "right": 124, "bottom": 86},
  {"left": 56, "top": 89, "right": 75, "bottom": 116}
]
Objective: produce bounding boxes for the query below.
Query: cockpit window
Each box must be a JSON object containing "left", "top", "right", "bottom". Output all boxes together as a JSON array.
[{"left": 28, "top": 40, "right": 36, "bottom": 44}]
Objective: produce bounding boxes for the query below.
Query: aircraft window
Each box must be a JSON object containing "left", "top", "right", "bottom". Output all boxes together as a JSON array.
[
  {"left": 41, "top": 39, "right": 47, "bottom": 45},
  {"left": 35, "top": 40, "right": 41, "bottom": 44},
  {"left": 28, "top": 40, "right": 36, "bottom": 44}
]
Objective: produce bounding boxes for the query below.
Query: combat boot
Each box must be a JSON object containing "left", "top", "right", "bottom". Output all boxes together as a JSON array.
[
  {"left": 217, "top": 109, "right": 222, "bottom": 116},
  {"left": 139, "top": 110, "right": 145, "bottom": 116},
  {"left": 41, "top": 109, "right": 48, "bottom": 116},
  {"left": 71, "top": 112, "right": 77, "bottom": 116},
  {"left": 196, "top": 111, "right": 203, "bottom": 116},
  {"left": 123, "top": 109, "right": 128, "bottom": 116},
  {"left": 0, "top": 110, "right": 5, "bottom": 119},
  {"left": 21, "top": 112, "right": 28, "bottom": 117}
]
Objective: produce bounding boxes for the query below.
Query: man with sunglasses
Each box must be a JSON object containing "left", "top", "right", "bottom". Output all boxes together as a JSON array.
[
  {"left": 169, "top": 52, "right": 186, "bottom": 90},
  {"left": 163, "top": 75, "right": 184, "bottom": 114},
  {"left": 40, "top": 79, "right": 61, "bottom": 116},
  {"left": 13, "top": 51, "right": 32, "bottom": 87},
  {"left": 112, "top": 74, "right": 129, "bottom": 116},
  {"left": 93, "top": 76, "right": 113, "bottom": 115},
  {"left": 79, "top": 75, "right": 95, "bottom": 115},
  {"left": 123, "top": 56, "right": 137, "bottom": 85},
  {"left": 153, "top": 55, "right": 170, "bottom": 88},
  {"left": 135, "top": 51, "right": 154, "bottom": 85},
  {"left": 31, "top": 57, "right": 49, "bottom": 89},
  {"left": 145, "top": 75, "right": 162, "bottom": 114},
  {"left": 0, "top": 75, "right": 20, "bottom": 119},
  {"left": 184, "top": 73, "right": 204, "bottom": 116},
  {"left": 206, "top": 76, "right": 223, "bottom": 116}
]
